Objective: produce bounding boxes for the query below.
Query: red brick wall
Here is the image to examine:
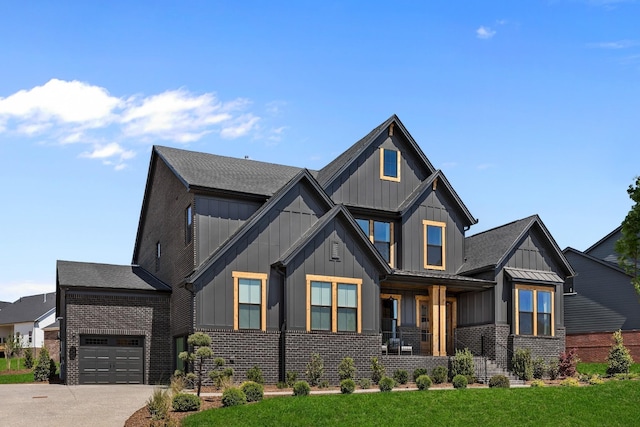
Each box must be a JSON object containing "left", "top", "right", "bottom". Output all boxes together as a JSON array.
[{"left": 566, "top": 331, "right": 640, "bottom": 362}]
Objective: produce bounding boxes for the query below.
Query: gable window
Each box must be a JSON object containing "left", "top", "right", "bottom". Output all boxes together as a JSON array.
[
  {"left": 185, "top": 205, "right": 192, "bottom": 245},
  {"left": 155, "top": 241, "right": 161, "bottom": 271},
  {"left": 423, "top": 220, "right": 446, "bottom": 270},
  {"left": 380, "top": 148, "right": 401, "bottom": 182},
  {"left": 232, "top": 271, "right": 267, "bottom": 331},
  {"left": 356, "top": 219, "right": 394, "bottom": 267},
  {"left": 306, "top": 274, "right": 362, "bottom": 333},
  {"left": 515, "top": 284, "right": 554, "bottom": 336}
]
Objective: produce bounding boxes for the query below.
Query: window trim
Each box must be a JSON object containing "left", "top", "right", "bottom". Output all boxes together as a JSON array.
[
  {"left": 357, "top": 219, "right": 395, "bottom": 267},
  {"left": 185, "top": 205, "right": 193, "bottom": 245},
  {"left": 380, "top": 148, "right": 401, "bottom": 182},
  {"left": 232, "top": 271, "right": 267, "bottom": 331},
  {"left": 423, "top": 220, "right": 446, "bottom": 271},
  {"left": 306, "top": 274, "right": 362, "bottom": 333},
  {"left": 514, "top": 284, "right": 555, "bottom": 336}
]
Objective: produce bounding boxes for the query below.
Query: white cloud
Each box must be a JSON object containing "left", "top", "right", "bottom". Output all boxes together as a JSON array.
[
  {"left": 476, "top": 26, "right": 496, "bottom": 40},
  {"left": 220, "top": 114, "right": 261, "bottom": 139},
  {"left": 0, "top": 281, "right": 55, "bottom": 304},
  {"left": 588, "top": 40, "right": 639, "bottom": 49}
]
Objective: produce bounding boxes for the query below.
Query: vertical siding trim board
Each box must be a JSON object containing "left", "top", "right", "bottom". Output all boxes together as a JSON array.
[{"left": 232, "top": 271, "right": 268, "bottom": 331}]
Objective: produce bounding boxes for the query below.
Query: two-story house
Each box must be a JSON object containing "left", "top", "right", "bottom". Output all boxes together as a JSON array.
[{"left": 56, "top": 115, "right": 573, "bottom": 385}]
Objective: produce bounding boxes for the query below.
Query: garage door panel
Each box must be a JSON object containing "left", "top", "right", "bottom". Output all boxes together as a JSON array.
[{"left": 78, "top": 335, "right": 144, "bottom": 385}]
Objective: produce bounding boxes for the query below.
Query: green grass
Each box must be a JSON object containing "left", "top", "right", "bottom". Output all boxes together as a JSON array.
[
  {"left": 0, "top": 357, "right": 25, "bottom": 371},
  {"left": 183, "top": 381, "right": 640, "bottom": 427},
  {"left": 0, "top": 357, "right": 34, "bottom": 384},
  {"left": 577, "top": 362, "right": 640, "bottom": 376}
]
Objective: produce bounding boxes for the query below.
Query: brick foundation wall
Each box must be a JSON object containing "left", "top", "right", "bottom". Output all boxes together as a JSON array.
[
  {"left": 64, "top": 292, "right": 171, "bottom": 385},
  {"left": 381, "top": 355, "right": 450, "bottom": 379},
  {"left": 567, "top": 330, "right": 640, "bottom": 362},
  {"left": 510, "top": 327, "right": 565, "bottom": 367}
]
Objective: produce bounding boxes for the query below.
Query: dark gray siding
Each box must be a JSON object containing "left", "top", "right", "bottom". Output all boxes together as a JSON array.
[
  {"left": 458, "top": 289, "right": 495, "bottom": 326},
  {"left": 195, "top": 196, "right": 261, "bottom": 266},
  {"left": 194, "top": 180, "right": 329, "bottom": 329},
  {"left": 285, "top": 216, "right": 381, "bottom": 333},
  {"left": 564, "top": 250, "right": 640, "bottom": 333},
  {"left": 585, "top": 229, "right": 621, "bottom": 264},
  {"left": 505, "top": 233, "right": 555, "bottom": 272},
  {"left": 325, "top": 132, "right": 430, "bottom": 211}
]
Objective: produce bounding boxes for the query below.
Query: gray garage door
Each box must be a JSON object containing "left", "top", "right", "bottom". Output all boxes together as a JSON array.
[{"left": 78, "top": 335, "right": 144, "bottom": 384}]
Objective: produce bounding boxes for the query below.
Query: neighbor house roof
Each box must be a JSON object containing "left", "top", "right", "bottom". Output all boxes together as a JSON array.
[
  {"left": 57, "top": 260, "right": 171, "bottom": 292},
  {"left": 0, "top": 292, "right": 56, "bottom": 325}
]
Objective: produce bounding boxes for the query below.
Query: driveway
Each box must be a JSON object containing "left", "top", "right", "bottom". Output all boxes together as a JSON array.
[{"left": 0, "top": 383, "right": 156, "bottom": 427}]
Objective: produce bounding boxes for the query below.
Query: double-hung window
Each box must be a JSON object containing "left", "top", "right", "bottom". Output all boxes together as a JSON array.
[
  {"left": 380, "top": 148, "right": 401, "bottom": 181},
  {"left": 515, "top": 284, "right": 554, "bottom": 336},
  {"left": 423, "top": 220, "right": 446, "bottom": 270},
  {"left": 232, "top": 272, "right": 267, "bottom": 331},
  {"left": 307, "top": 275, "right": 362, "bottom": 333},
  {"left": 356, "top": 219, "right": 394, "bottom": 266}
]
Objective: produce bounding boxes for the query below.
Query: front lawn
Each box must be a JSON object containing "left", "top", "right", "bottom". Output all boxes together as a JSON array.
[
  {"left": 0, "top": 357, "right": 34, "bottom": 384},
  {"left": 183, "top": 380, "right": 640, "bottom": 427},
  {"left": 577, "top": 362, "right": 640, "bottom": 377}
]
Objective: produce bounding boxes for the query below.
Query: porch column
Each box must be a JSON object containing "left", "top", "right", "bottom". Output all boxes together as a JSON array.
[
  {"left": 438, "top": 285, "right": 447, "bottom": 356},
  {"left": 429, "top": 285, "right": 447, "bottom": 356}
]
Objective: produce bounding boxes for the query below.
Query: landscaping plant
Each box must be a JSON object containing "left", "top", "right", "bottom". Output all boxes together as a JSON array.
[
  {"left": 532, "top": 356, "right": 546, "bottom": 380},
  {"left": 392, "top": 369, "right": 409, "bottom": 385},
  {"left": 370, "top": 356, "right": 385, "bottom": 384},
  {"left": 33, "top": 347, "right": 51, "bottom": 382},
  {"left": 452, "top": 374, "right": 468, "bottom": 389},
  {"left": 431, "top": 366, "right": 448, "bottom": 384},
  {"left": 488, "top": 375, "right": 510, "bottom": 388},
  {"left": 293, "top": 380, "right": 311, "bottom": 396},
  {"left": 413, "top": 367, "right": 428, "bottom": 382},
  {"left": 173, "top": 393, "right": 202, "bottom": 412},
  {"left": 178, "top": 332, "right": 213, "bottom": 396},
  {"left": 337, "top": 357, "right": 356, "bottom": 381},
  {"left": 222, "top": 387, "right": 247, "bottom": 407},
  {"left": 450, "top": 348, "right": 474, "bottom": 381},
  {"left": 286, "top": 371, "right": 298, "bottom": 387},
  {"left": 512, "top": 348, "right": 533, "bottom": 381},
  {"left": 305, "top": 353, "right": 324, "bottom": 386},
  {"left": 416, "top": 374, "right": 432, "bottom": 390},
  {"left": 378, "top": 376, "right": 396, "bottom": 392},
  {"left": 558, "top": 348, "right": 579, "bottom": 378},
  {"left": 24, "top": 347, "right": 34, "bottom": 369},
  {"left": 147, "top": 387, "right": 171, "bottom": 421},
  {"left": 359, "top": 378, "right": 371, "bottom": 389},
  {"left": 241, "top": 381, "right": 264, "bottom": 402},
  {"left": 607, "top": 329, "right": 634, "bottom": 376},
  {"left": 209, "top": 357, "right": 234, "bottom": 390},
  {"left": 246, "top": 365, "right": 265, "bottom": 384},
  {"left": 340, "top": 379, "right": 356, "bottom": 394}
]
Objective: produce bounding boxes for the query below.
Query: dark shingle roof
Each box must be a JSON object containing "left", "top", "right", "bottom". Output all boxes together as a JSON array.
[
  {"left": 0, "top": 292, "right": 56, "bottom": 325},
  {"left": 155, "top": 146, "right": 306, "bottom": 196},
  {"left": 57, "top": 260, "right": 171, "bottom": 292},
  {"left": 390, "top": 269, "right": 495, "bottom": 288}
]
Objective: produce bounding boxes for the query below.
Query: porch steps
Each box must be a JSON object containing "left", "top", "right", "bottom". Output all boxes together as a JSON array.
[{"left": 473, "top": 357, "right": 526, "bottom": 386}]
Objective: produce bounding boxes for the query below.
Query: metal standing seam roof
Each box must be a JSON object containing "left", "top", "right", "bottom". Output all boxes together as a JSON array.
[
  {"left": 57, "top": 260, "right": 171, "bottom": 292},
  {"left": 0, "top": 292, "right": 56, "bottom": 325},
  {"left": 504, "top": 268, "right": 563, "bottom": 284}
]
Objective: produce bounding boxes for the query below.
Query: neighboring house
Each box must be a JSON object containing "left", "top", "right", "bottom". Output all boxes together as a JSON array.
[
  {"left": 56, "top": 115, "right": 574, "bottom": 385},
  {"left": 42, "top": 320, "right": 61, "bottom": 363},
  {"left": 0, "top": 292, "right": 56, "bottom": 355},
  {"left": 564, "top": 226, "right": 640, "bottom": 362}
]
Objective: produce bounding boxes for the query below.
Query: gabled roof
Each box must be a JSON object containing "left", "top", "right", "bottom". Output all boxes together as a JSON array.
[
  {"left": 56, "top": 260, "right": 171, "bottom": 292},
  {"left": 388, "top": 269, "right": 495, "bottom": 290},
  {"left": 460, "top": 215, "right": 574, "bottom": 276},
  {"left": 563, "top": 247, "right": 630, "bottom": 276},
  {"left": 187, "top": 169, "right": 335, "bottom": 283},
  {"left": 0, "top": 292, "right": 56, "bottom": 325},
  {"left": 275, "top": 204, "right": 392, "bottom": 274},
  {"left": 316, "top": 115, "right": 436, "bottom": 187},
  {"left": 398, "top": 170, "right": 477, "bottom": 226},
  {"left": 585, "top": 225, "right": 622, "bottom": 255}
]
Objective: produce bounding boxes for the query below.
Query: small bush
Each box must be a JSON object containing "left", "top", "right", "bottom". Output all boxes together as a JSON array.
[
  {"left": 24, "top": 348, "right": 34, "bottom": 369},
  {"left": 488, "top": 375, "right": 510, "bottom": 388},
  {"left": 246, "top": 365, "right": 265, "bottom": 385},
  {"left": 221, "top": 387, "right": 247, "bottom": 407},
  {"left": 558, "top": 348, "right": 580, "bottom": 378},
  {"left": 48, "top": 359, "right": 58, "bottom": 380},
  {"left": 170, "top": 375, "right": 186, "bottom": 395},
  {"left": 614, "top": 373, "right": 633, "bottom": 380},
  {"left": 340, "top": 379, "right": 356, "bottom": 394},
  {"left": 276, "top": 381, "right": 288, "bottom": 389},
  {"left": 431, "top": 366, "right": 448, "bottom": 384},
  {"left": 548, "top": 361, "right": 559, "bottom": 380},
  {"left": 607, "top": 330, "right": 634, "bottom": 376},
  {"left": 532, "top": 357, "right": 546, "bottom": 380},
  {"left": 370, "top": 357, "right": 385, "bottom": 385},
  {"left": 318, "top": 380, "right": 330, "bottom": 389},
  {"left": 530, "top": 379, "right": 546, "bottom": 388},
  {"left": 306, "top": 353, "right": 324, "bottom": 386},
  {"left": 241, "top": 381, "right": 264, "bottom": 402},
  {"left": 172, "top": 393, "right": 201, "bottom": 412},
  {"left": 338, "top": 357, "right": 356, "bottom": 381},
  {"left": 413, "top": 368, "right": 428, "bottom": 382},
  {"left": 452, "top": 374, "right": 468, "bottom": 389},
  {"left": 512, "top": 348, "right": 533, "bottom": 381},
  {"left": 359, "top": 378, "right": 371, "bottom": 389},
  {"left": 33, "top": 347, "right": 51, "bottom": 382},
  {"left": 293, "top": 380, "right": 311, "bottom": 396},
  {"left": 589, "top": 375, "right": 605, "bottom": 385},
  {"left": 209, "top": 363, "right": 234, "bottom": 390},
  {"left": 393, "top": 369, "right": 409, "bottom": 385},
  {"left": 147, "top": 388, "right": 170, "bottom": 421},
  {"left": 450, "top": 349, "right": 475, "bottom": 380},
  {"left": 560, "top": 377, "right": 580, "bottom": 387},
  {"left": 378, "top": 376, "right": 396, "bottom": 392},
  {"left": 416, "top": 374, "right": 432, "bottom": 390},
  {"left": 286, "top": 371, "right": 298, "bottom": 387}
]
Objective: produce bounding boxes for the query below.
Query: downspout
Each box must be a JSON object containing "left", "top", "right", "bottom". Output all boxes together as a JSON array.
[{"left": 273, "top": 263, "right": 287, "bottom": 383}]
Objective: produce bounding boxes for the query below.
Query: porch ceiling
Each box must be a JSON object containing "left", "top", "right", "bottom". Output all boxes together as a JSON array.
[{"left": 385, "top": 269, "right": 495, "bottom": 291}]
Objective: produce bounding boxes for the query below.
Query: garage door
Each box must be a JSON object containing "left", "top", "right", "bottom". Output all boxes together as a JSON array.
[{"left": 78, "top": 335, "right": 144, "bottom": 384}]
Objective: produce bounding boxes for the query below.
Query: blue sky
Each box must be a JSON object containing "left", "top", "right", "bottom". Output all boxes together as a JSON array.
[{"left": 1, "top": 1, "right": 638, "bottom": 302}]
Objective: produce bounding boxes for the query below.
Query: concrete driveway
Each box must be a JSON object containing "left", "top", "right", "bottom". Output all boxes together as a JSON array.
[{"left": 0, "top": 383, "right": 156, "bottom": 427}]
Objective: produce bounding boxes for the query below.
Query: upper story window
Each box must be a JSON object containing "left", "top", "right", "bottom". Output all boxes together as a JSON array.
[
  {"left": 356, "top": 219, "right": 394, "bottom": 267},
  {"left": 185, "top": 205, "right": 193, "bottom": 245},
  {"left": 380, "top": 148, "right": 401, "bottom": 182},
  {"left": 515, "top": 284, "right": 554, "bottom": 336},
  {"left": 423, "top": 220, "right": 446, "bottom": 270},
  {"left": 306, "top": 274, "right": 362, "bottom": 333},
  {"left": 155, "top": 241, "right": 161, "bottom": 271},
  {"left": 232, "top": 271, "right": 267, "bottom": 331}
]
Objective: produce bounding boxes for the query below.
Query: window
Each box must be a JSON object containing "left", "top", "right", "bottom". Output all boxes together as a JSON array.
[
  {"left": 423, "top": 220, "right": 446, "bottom": 270},
  {"left": 380, "top": 148, "right": 401, "bottom": 182},
  {"left": 515, "top": 284, "right": 554, "bottom": 336},
  {"left": 185, "top": 205, "right": 192, "bottom": 245},
  {"left": 306, "top": 274, "right": 362, "bottom": 333},
  {"left": 155, "top": 241, "right": 161, "bottom": 271},
  {"left": 232, "top": 272, "right": 267, "bottom": 331},
  {"left": 356, "top": 219, "right": 394, "bottom": 266}
]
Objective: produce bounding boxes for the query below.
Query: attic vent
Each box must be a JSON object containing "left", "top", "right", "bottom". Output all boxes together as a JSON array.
[
  {"left": 433, "top": 178, "right": 438, "bottom": 191},
  {"left": 389, "top": 123, "right": 394, "bottom": 137},
  {"left": 331, "top": 241, "right": 341, "bottom": 261}
]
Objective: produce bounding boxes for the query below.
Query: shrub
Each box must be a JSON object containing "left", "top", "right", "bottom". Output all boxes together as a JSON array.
[
  {"left": 607, "top": 330, "right": 634, "bottom": 376},
  {"left": 532, "top": 357, "right": 546, "bottom": 380},
  {"left": 209, "top": 358, "right": 234, "bottom": 390},
  {"left": 359, "top": 378, "right": 371, "bottom": 389},
  {"left": 318, "top": 380, "right": 330, "bottom": 389},
  {"left": 452, "top": 374, "right": 468, "bottom": 389},
  {"left": 378, "top": 376, "right": 396, "bottom": 392},
  {"left": 393, "top": 369, "right": 409, "bottom": 385},
  {"left": 338, "top": 357, "right": 356, "bottom": 381},
  {"left": 179, "top": 332, "right": 214, "bottom": 397},
  {"left": 305, "top": 353, "right": 324, "bottom": 386},
  {"left": 512, "top": 348, "right": 533, "bottom": 381},
  {"left": 24, "top": 347, "right": 34, "bottom": 369},
  {"left": 450, "top": 348, "right": 474, "bottom": 380},
  {"left": 340, "top": 379, "right": 356, "bottom": 394},
  {"left": 560, "top": 377, "right": 580, "bottom": 387},
  {"left": 48, "top": 359, "right": 58, "bottom": 380},
  {"left": 416, "top": 374, "right": 432, "bottom": 390},
  {"left": 221, "top": 387, "right": 247, "bottom": 407},
  {"left": 548, "top": 361, "right": 559, "bottom": 380},
  {"left": 276, "top": 381, "right": 287, "bottom": 389},
  {"left": 370, "top": 357, "right": 385, "bottom": 385},
  {"left": 33, "top": 347, "right": 51, "bottom": 382},
  {"left": 614, "top": 373, "right": 633, "bottom": 380},
  {"left": 172, "top": 393, "right": 202, "bottom": 412},
  {"left": 147, "top": 388, "right": 170, "bottom": 421},
  {"left": 431, "top": 366, "right": 448, "bottom": 384},
  {"left": 488, "top": 375, "right": 510, "bottom": 388},
  {"left": 293, "top": 380, "right": 311, "bottom": 396},
  {"left": 170, "top": 375, "right": 186, "bottom": 395},
  {"left": 589, "top": 375, "right": 605, "bottom": 385},
  {"left": 286, "top": 371, "right": 298, "bottom": 387},
  {"left": 246, "top": 365, "right": 265, "bottom": 385},
  {"left": 558, "top": 348, "right": 580, "bottom": 378},
  {"left": 241, "top": 381, "right": 264, "bottom": 402},
  {"left": 413, "top": 367, "right": 428, "bottom": 382},
  {"left": 530, "top": 379, "right": 546, "bottom": 388}
]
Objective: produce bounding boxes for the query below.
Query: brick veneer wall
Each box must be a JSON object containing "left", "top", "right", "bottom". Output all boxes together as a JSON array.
[
  {"left": 381, "top": 355, "right": 450, "bottom": 378},
  {"left": 44, "top": 329, "right": 60, "bottom": 363},
  {"left": 510, "top": 327, "right": 565, "bottom": 367},
  {"left": 567, "top": 330, "right": 640, "bottom": 362},
  {"left": 64, "top": 292, "right": 171, "bottom": 385},
  {"left": 455, "top": 324, "right": 510, "bottom": 369}
]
